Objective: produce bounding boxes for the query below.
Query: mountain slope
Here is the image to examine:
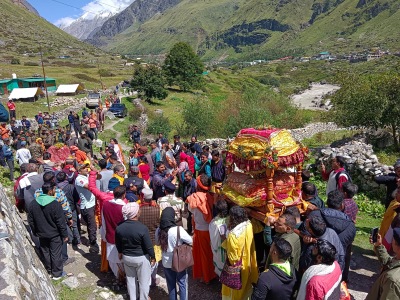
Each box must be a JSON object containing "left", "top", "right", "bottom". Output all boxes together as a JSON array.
[
  {"left": 61, "top": 11, "right": 114, "bottom": 40},
  {"left": 0, "top": 0, "right": 102, "bottom": 57},
  {"left": 86, "top": 0, "right": 181, "bottom": 47},
  {"left": 90, "top": 0, "right": 400, "bottom": 60}
]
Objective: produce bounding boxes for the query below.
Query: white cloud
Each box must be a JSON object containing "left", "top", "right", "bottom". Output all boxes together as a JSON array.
[
  {"left": 54, "top": 17, "right": 76, "bottom": 27},
  {"left": 54, "top": 0, "right": 135, "bottom": 25}
]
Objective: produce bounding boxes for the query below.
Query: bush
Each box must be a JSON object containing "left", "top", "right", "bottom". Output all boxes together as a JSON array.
[
  {"left": 99, "top": 69, "right": 114, "bottom": 77},
  {"left": 257, "top": 75, "right": 280, "bottom": 87},
  {"left": 24, "top": 62, "right": 39, "bottom": 66},
  {"left": 10, "top": 58, "right": 20, "bottom": 65},
  {"left": 181, "top": 96, "right": 217, "bottom": 136},
  {"left": 129, "top": 108, "right": 142, "bottom": 121},
  {"left": 147, "top": 115, "right": 171, "bottom": 138},
  {"left": 73, "top": 73, "right": 100, "bottom": 83}
]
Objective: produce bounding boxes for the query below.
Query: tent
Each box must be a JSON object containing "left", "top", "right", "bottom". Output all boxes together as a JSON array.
[
  {"left": 55, "top": 84, "right": 84, "bottom": 95},
  {"left": 8, "top": 87, "right": 44, "bottom": 101},
  {"left": 0, "top": 103, "right": 9, "bottom": 122}
]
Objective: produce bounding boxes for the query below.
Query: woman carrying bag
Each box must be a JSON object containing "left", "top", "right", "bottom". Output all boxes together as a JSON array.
[{"left": 156, "top": 207, "right": 193, "bottom": 300}]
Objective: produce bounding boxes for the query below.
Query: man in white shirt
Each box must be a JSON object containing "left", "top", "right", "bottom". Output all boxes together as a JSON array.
[
  {"left": 75, "top": 164, "right": 99, "bottom": 253},
  {"left": 16, "top": 141, "right": 31, "bottom": 165},
  {"left": 158, "top": 181, "right": 184, "bottom": 226}
]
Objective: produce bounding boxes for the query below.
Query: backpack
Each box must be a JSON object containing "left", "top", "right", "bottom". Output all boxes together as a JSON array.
[{"left": 335, "top": 170, "right": 352, "bottom": 187}]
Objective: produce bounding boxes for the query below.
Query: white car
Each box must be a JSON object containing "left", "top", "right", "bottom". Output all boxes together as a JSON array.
[{"left": 86, "top": 92, "right": 101, "bottom": 108}]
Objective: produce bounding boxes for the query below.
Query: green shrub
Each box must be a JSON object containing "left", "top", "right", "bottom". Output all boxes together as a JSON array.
[
  {"left": 147, "top": 115, "right": 172, "bottom": 138},
  {"left": 99, "top": 69, "right": 114, "bottom": 77},
  {"left": 354, "top": 193, "right": 385, "bottom": 219},
  {"left": 257, "top": 75, "right": 280, "bottom": 87},
  {"left": 181, "top": 96, "right": 217, "bottom": 136},
  {"left": 10, "top": 58, "right": 20, "bottom": 65},
  {"left": 24, "top": 61, "right": 39, "bottom": 66},
  {"left": 129, "top": 108, "right": 142, "bottom": 121}
]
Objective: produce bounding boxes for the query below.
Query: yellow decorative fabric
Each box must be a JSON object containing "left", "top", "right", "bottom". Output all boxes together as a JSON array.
[
  {"left": 221, "top": 221, "right": 258, "bottom": 300},
  {"left": 222, "top": 185, "right": 266, "bottom": 207},
  {"left": 228, "top": 130, "right": 299, "bottom": 160},
  {"left": 228, "top": 135, "right": 270, "bottom": 160},
  {"left": 269, "top": 130, "right": 300, "bottom": 157}
]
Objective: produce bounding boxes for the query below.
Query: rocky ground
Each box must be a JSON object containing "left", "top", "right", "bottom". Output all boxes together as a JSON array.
[{"left": 53, "top": 217, "right": 377, "bottom": 300}]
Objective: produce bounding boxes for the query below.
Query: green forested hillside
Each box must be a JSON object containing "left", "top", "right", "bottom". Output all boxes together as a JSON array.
[
  {"left": 99, "top": 0, "right": 400, "bottom": 60},
  {"left": 0, "top": 0, "right": 102, "bottom": 58}
]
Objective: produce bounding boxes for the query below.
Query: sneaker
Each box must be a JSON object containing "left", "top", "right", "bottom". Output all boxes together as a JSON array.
[
  {"left": 89, "top": 243, "right": 99, "bottom": 253},
  {"left": 52, "top": 271, "right": 67, "bottom": 280},
  {"left": 0, "top": 233, "right": 9, "bottom": 241},
  {"left": 63, "top": 257, "right": 76, "bottom": 266}
]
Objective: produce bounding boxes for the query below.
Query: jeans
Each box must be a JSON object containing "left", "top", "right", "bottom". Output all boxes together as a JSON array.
[
  {"left": 122, "top": 255, "right": 151, "bottom": 300},
  {"left": 40, "top": 236, "right": 63, "bottom": 277},
  {"left": 6, "top": 158, "right": 14, "bottom": 181},
  {"left": 164, "top": 267, "right": 188, "bottom": 300},
  {"left": 81, "top": 206, "right": 97, "bottom": 245},
  {"left": 67, "top": 210, "right": 81, "bottom": 245}
]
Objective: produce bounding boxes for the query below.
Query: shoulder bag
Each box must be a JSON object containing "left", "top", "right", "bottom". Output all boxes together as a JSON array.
[{"left": 172, "top": 226, "right": 194, "bottom": 272}]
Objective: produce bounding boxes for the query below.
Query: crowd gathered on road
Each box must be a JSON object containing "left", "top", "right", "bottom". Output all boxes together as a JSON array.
[{"left": 1, "top": 95, "right": 400, "bottom": 300}]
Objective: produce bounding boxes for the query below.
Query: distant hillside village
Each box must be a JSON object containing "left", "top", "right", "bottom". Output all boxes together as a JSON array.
[{"left": 227, "top": 48, "right": 400, "bottom": 67}]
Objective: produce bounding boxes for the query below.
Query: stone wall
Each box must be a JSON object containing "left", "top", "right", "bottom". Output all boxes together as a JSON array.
[
  {"left": 0, "top": 185, "right": 57, "bottom": 300},
  {"left": 315, "top": 137, "right": 393, "bottom": 193}
]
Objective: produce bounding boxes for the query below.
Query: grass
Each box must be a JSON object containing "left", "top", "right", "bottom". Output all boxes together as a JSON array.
[
  {"left": 375, "top": 147, "right": 399, "bottom": 166},
  {"left": 302, "top": 129, "right": 361, "bottom": 148},
  {"left": 56, "top": 285, "right": 93, "bottom": 300}
]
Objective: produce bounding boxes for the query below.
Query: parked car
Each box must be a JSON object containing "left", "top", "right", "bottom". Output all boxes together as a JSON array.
[
  {"left": 108, "top": 103, "right": 128, "bottom": 117},
  {"left": 86, "top": 92, "right": 101, "bottom": 108}
]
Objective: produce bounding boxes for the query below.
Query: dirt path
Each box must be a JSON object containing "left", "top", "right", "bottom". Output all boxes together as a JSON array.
[{"left": 103, "top": 118, "right": 131, "bottom": 151}]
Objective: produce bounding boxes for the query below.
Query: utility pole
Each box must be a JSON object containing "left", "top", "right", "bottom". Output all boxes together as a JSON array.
[{"left": 39, "top": 47, "right": 50, "bottom": 112}]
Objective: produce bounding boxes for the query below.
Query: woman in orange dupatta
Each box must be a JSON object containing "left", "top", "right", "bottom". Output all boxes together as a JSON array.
[{"left": 187, "top": 174, "right": 217, "bottom": 284}]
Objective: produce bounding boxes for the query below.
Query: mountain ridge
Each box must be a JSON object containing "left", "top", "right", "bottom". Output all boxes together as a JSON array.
[{"left": 86, "top": 0, "right": 400, "bottom": 60}]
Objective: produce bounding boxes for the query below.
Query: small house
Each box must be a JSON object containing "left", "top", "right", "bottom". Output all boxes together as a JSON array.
[
  {"left": 8, "top": 87, "right": 44, "bottom": 102},
  {"left": 55, "top": 84, "right": 84, "bottom": 95},
  {"left": 0, "top": 75, "right": 56, "bottom": 95}
]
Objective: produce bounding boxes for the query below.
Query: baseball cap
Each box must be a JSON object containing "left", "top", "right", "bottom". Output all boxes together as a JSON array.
[
  {"left": 77, "top": 163, "right": 89, "bottom": 170},
  {"left": 164, "top": 180, "right": 176, "bottom": 193},
  {"left": 20, "top": 141, "right": 27, "bottom": 146}
]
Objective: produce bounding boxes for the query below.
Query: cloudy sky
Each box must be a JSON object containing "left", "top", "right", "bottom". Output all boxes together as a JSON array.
[{"left": 28, "top": 0, "right": 134, "bottom": 27}]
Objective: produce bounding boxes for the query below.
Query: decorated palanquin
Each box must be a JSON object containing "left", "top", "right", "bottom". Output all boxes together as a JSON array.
[
  {"left": 47, "top": 143, "right": 71, "bottom": 162},
  {"left": 223, "top": 127, "right": 309, "bottom": 222}
]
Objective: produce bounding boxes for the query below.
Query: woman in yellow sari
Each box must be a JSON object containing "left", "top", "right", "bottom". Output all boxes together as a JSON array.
[{"left": 222, "top": 206, "right": 258, "bottom": 300}]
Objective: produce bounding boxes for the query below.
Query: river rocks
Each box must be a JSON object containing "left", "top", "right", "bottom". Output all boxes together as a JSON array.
[
  {"left": 316, "top": 138, "right": 393, "bottom": 194},
  {"left": 0, "top": 183, "right": 57, "bottom": 300}
]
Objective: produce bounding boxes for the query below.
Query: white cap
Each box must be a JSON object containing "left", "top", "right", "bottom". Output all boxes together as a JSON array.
[{"left": 142, "top": 188, "right": 153, "bottom": 200}]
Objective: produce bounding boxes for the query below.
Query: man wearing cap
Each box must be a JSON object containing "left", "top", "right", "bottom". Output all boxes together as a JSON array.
[
  {"left": 3, "top": 138, "right": 14, "bottom": 181},
  {"left": 158, "top": 180, "right": 184, "bottom": 226},
  {"left": 124, "top": 166, "right": 148, "bottom": 201},
  {"left": 75, "top": 163, "right": 99, "bottom": 253},
  {"left": 138, "top": 188, "right": 161, "bottom": 286},
  {"left": 375, "top": 162, "right": 400, "bottom": 208},
  {"left": 115, "top": 202, "right": 155, "bottom": 300},
  {"left": 367, "top": 230, "right": 400, "bottom": 299},
  {"left": 16, "top": 141, "right": 31, "bottom": 165}
]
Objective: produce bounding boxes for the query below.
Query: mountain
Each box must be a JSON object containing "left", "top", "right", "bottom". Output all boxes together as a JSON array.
[
  {"left": 87, "top": 0, "right": 400, "bottom": 60},
  {"left": 12, "top": 0, "right": 39, "bottom": 16},
  {"left": 0, "top": 0, "right": 102, "bottom": 57},
  {"left": 86, "top": 0, "right": 181, "bottom": 47},
  {"left": 61, "top": 11, "right": 115, "bottom": 40}
]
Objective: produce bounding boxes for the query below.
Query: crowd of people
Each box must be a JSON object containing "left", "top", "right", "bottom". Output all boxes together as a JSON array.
[{"left": 2, "top": 97, "right": 400, "bottom": 299}]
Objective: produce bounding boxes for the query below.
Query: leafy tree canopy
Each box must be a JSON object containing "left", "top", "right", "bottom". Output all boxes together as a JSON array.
[
  {"left": 131, "top": 65, "right": 168, "bottom": 101},
  {"left": 163, "top": 42, "right": 204, "bottom": 91},
  {"left": 331, "top": 72, "right": 400, "bottom": 149}
]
